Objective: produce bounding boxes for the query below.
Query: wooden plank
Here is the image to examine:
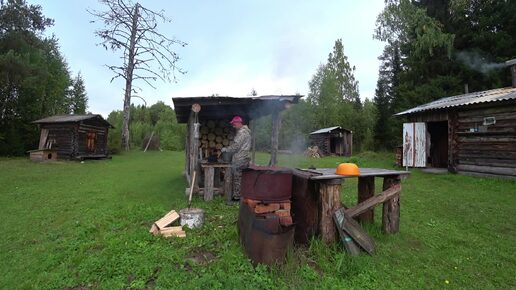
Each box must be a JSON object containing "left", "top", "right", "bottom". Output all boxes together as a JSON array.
[
  {"left": 333, "top": 210, "right": 362, "bottom": 256},
  {"left": 357, "top": 176, "right": 375, "bottom": 223},
  {"left": 382, "top": 177, "right": 401, "bottom": 234},
  {"left": 159, "top": 226, "right": 183, "bottom": 234},
  {"left": 346, "top": 184, "right": 401, "bottom": 218},
  {"left": 319, "top": 179, "right": 342, "bottom": 244},
  {"left": 203, "top": 166, "right": 215, "bottom": 201},
  {"left": 250, "top": 118, "right": 256, "bottom": 164},
  {"left": 161, "top": 230, "right": 186, "bottom": 238},
  {"left": 456, "top": 164, "right": 516, "bottom": 176},
  {"left": 304, "top": 168, "right": 410, "bottom": 180},
  {"left": 154, "top": 210, "right": 180, "bottom": 229},
  {"left": 334, "top": 208, "right": 375, "bottom": 255},
  {"left": 149, "top": 223, "right": 159, "bottom": 235}
]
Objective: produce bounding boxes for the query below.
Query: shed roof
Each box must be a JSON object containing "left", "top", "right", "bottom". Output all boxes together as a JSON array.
[
  {"left": 33, "top": 114, "right": 114, "bottom": 128},
  {"left": 396, "top": 86, "right": 516, "bottom": 116},
  {"left": 172, "top": 95, "right": 302, "bottom": 123},
  {"left": 309, "top": 126, "right": 352, "bottom": 135}
]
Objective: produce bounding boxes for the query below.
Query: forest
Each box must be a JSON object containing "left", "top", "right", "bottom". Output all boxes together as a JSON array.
[{"left": 0, "top": 0, "right": 515, "bottom": 155}]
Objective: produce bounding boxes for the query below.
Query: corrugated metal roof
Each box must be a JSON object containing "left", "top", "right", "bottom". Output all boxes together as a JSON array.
[
  {"left": 33, "top": 114, "right": 113, "bottom": 127},
  {"left": 309, "top": 126, "right": 351, "bottom": 135},
  {"left": 396, "top": 86, "right": 516, "bottom": 116}
]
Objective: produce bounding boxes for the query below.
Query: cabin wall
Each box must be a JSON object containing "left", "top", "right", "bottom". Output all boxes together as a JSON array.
[
  {"left": 309, "top": 131, "right": 352, "bottom": 157},
  {"left": 77, "top": 121, "right": 108, "bottom": 156},
  {"left": 40, "top": 124, "right": 75, "bottom": 159},
  {"left": 455, "top": 104, "right": 516, "bottom": 177}
]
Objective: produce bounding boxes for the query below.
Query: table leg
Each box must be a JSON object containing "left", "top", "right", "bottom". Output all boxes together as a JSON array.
[
  {"left": 318, "top": 178, "right": 342, "bottom": 244},
  {"left": 223, "top": 167, "right": 233, "bottom": 202},
  {"left": 382, "top": 175, "right": 401, "bottom": 234},
  {"left": 357, "top": 176, "right": 375, "bottom": 224},
  {"left": 204, "top": 167, "right": 215, "bottom": 201}
]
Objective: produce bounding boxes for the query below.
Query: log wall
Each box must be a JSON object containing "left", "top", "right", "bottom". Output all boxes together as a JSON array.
[
  {"left": 309, "top": 131, "right": 352, "bottom": 157},
  {"left": 455, "top": 104, "right": 516, "bottom": 177}
]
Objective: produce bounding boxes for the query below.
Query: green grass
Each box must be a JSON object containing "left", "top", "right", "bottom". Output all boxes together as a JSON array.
[{"left": 1, "top": 151, "right": 515, "bottom": 289}]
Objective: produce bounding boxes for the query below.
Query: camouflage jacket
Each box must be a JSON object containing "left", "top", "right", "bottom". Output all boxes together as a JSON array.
[{"left": 226, "top": 125, "right": 251, "bottom": 161}]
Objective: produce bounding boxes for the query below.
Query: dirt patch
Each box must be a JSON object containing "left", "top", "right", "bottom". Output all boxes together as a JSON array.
[
  {"left": 185, "top": 250, "right": 217, "bottom": 266},
  {"left": 144, "top": 267, "right": 161, "bottom": 289}
]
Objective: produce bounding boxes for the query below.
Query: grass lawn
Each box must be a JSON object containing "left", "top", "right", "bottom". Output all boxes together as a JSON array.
[{"left": 1, "top": 151, "right": 515, "bottom": 289}]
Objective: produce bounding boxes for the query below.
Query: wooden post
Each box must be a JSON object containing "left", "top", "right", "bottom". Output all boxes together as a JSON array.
[
  {"left": 224, "top": 167, "right": 233, "bottom": 202},
  {"left": 382, "top": 175, "right": 401, "bottom": 234},
  {"left": 319, "top": 178, "right": 342, "bottom": 244},
  {"left": 269, "top": 109, "right": 281, "bottom": 166},
  {"left": 204, "top": 166, "right": 215, "bottom": 201},
  {"left": 357, "top": 176, "right": 375, "bottom": 224},
  {"left": 188, "top": 112, "right": 199, "bottom": 188},
  {"left": 250, "top": 119, "right": 256, "bottom": 165}
]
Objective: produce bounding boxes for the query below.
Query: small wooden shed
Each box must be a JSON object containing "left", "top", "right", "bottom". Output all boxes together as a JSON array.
[
  {"left": 31, "top": 114, "right": 113, "bottom": 161},
  {"left": 309, "top": 126, "right": 352, "bottom": 157},
  {"left": 172, "top": 95, "right": 302, "bottom": 185},
  {"left": 396, "top": 86, "right": 516, "bottom": 178}
]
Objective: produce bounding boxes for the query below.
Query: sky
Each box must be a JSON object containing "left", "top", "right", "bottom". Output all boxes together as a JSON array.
[{"left": 32, "top": 0, "right": 386, "bottom": 117}]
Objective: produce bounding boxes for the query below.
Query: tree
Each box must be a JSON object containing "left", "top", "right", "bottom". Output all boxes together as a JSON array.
[
  {"left": 0, "top": 0, "right": 71, "bottom": 155},
  {"left": 90, "top": 0, "right": 186, "bottom": 151},
  {"left": 68, "top": 72, "right": 88, "bottom": 114}
]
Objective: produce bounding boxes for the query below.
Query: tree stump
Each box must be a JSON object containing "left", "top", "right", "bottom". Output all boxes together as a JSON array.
[
  {"left": 319, "top": 178, "right": 342, "bottom": 244},
  {"left": 382, "top": 175, "right": 401, "bottom": 234},
  {"left": 204, "top": 166, "right": 215, "bottom": 201},
  {"left": 357, "top": 176, "right": 375, "bottom": 224},
  {"left": 224, "top": 167, "right": 233, "bottom": 202}
]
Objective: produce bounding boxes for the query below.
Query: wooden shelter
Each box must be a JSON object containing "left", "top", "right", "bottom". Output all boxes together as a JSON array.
[
  {"left": 396, "top": 86, "right": 516, "bottom": 178},
  {"left": 172, "top": 95, "right": 302, "bottom": 187},
  {"left": 31, "top": 114, "right": 113, "bottom": 161},
  {"left": 309, "top": 126, "right": 352, "bottom": 156}
]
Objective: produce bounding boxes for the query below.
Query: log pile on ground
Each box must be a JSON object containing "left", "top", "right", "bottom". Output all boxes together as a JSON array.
[
  {"left": 199, "top": 120, "right": 234, "bottom": 157},
  {"left": 149, "top": 210, "right": 186, "bottom": 238},
  {"left": 304, "top": 146, "right": 321, "bottom": 158}
]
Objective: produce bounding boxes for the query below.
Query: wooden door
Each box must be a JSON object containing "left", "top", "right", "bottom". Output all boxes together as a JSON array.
[
  {"left": 87, "top": 132, "right": 96, "bottom": 153},
  {"left": 402, "top": 122, "right": 426, "bottom": 167}
]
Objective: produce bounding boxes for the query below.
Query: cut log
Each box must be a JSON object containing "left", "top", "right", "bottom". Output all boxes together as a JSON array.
[
  {"left": 159, "top": 226, "right": 183, "bottom": 234},
  {"left": 162, "top": 230, "right": 186, "bottom": 238},
  {"left": 204, "top": 166, "right": 215, "bottom": 201},
  {"left": 382, "top": 176, "right": 401, "bottom": 234},
  {"left": 208, "top": 133, "right": 216, "bottom": 141},
  {"left": 154, "top": 210, "right": 180, "bottom": 229},
  {"left": 319, "top": 179, "right": 342, "bottom": 244},
  {"left": 149, "top": 223, "right": 159, "bottom": 235}
]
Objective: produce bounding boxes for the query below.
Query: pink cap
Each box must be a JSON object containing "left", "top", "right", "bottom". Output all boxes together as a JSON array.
[{"left": 230, "top": 115, "right": 243, "bottom": 124}]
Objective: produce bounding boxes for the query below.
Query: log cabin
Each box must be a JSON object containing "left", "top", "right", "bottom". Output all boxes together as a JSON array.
[
  {"left": 309, "top": 126, "right": 352, "bottom": 157},
  {"left": 30, "top": 114, "right": 113, "bottom": 161},
  {"left": 396, "top": 60, "right": 516, "bottom": 178}
]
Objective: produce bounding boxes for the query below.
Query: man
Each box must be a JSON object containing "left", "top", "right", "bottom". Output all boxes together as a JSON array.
[{"left": 221, "top": 115, "right": 251, "bottom": 201}]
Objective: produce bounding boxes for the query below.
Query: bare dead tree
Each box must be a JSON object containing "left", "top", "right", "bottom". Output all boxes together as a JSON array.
[{"left": 89, "top": 0, "right": 186, "bottom": 151}]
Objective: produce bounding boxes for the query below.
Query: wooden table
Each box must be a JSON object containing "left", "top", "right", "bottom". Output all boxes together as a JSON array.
[
  {"left": 200, "top": 162, "right": 232, "bottom": 201},
  {"left": 300, "top": 168, "right": 410, "bottom": 243}
]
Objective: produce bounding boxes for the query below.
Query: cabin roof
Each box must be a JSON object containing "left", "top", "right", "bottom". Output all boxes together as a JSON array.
[
  {"left": 309, "top": 126, "right": 352, "bottom": 135},
  {"left": 396, "top": 86, "right": 516, "bottom": 116},
  {"left": 172, "top": 95, "right": 302, "bottom": 123},
  {"left": 33, "top": 114, "right": 114, "bottom": 128}
]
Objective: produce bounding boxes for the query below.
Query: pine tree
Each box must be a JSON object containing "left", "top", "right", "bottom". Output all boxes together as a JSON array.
[{"left": 68, "top": 72, "right": 88, "bottom": 114}]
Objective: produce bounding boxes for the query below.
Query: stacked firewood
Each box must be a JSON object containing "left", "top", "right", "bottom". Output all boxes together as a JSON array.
[
  {"left": 304, "top": 146, "right": 321, "bottom": 158},
  {"left": 242, "top": 198, "right": 293, "bottom": 226},
  {"left": 199, "top": 120, "right": 234, "bottom": 157}
]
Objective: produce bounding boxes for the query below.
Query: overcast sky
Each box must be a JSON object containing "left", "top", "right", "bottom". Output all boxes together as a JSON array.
[{"left": 33, "top": 0, "right": 386, "bottom": 117}]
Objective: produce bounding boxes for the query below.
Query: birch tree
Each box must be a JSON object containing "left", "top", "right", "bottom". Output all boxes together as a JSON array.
[{"left": 90, "top": 0, "right": 186, "bottom": 150}]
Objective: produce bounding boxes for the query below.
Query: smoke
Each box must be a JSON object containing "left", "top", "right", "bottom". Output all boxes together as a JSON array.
[{"left": 455, "top": 51, "right": 505, "bottom": 74}]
